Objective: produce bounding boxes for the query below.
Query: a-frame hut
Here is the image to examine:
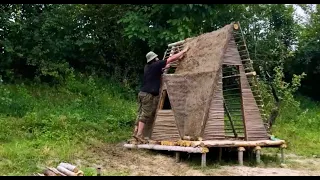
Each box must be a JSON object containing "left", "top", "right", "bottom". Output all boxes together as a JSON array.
[
  {"left": 125, "top": 22, "right": 286, "bottom": 167},
  {"left": 145, "top": 22, "right": 269, "bottom": 142}
]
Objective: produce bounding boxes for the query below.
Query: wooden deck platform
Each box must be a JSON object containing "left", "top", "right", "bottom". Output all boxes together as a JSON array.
[{"left": 124, "top": 139, "right": 286, "bottom": 167}]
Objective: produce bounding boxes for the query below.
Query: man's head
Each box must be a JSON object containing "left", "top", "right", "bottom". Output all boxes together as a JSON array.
[{"left": 146, "top": 51, "right": 159, "bottom": 63}]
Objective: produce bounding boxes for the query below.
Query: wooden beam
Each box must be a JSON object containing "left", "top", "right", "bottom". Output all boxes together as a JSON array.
[
  {"left": 175, "top": 152, "right": 180, "bottom": 163},
  {"left": 123, "top": 144, "right": 208, "bottom": 153},
  {"left": 224, "top": 101, "right": 238, "bottom": 138},
  {"left": 168, "top": 40, "right": 185, "bottom": 47},
  {"left": 223, "top": 71, "right": 256, "bottom": 79},
  {"left": 201, "top": 153, "right": 207, "bottom": 168}
]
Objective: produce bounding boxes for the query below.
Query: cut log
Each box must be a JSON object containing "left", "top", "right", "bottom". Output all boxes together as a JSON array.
[
  {"left": 58, "top": 162, "right": 79, "bottom": 173},
  {"left": 76, "top": 170, "right": 84, "bottom": 176},
  {"left": 57, "top": 165, "right": 77, "bottom": 176},
  {"left": 201, "top": 153, "right": 206, "bottom": 167},
  {"left": 168, "top": 40, "right": 185, "bottom": 47},
  {"left": 124, "top": 144, "right": 207, "bottom": 153},
  {"left": 43, "top": 169, "right": 57, "bottom": 176},
  {"left": 46, "top": 167, "right": 67, "bottom": 176}
]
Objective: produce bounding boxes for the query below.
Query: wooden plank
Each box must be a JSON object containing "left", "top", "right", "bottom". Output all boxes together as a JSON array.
[
  {"left": 223, "top": 35, "right": 243, "bottom": 65},
  {"left": 123, "top": 143, "right": 208, "bottom": 153},
  {"left": 151, "top": 110, "right": 181, "bottom": 141},
  {"left": 202, "top": 69, "right": 225, "bottom": 140},
  {"left": 238, "top": 65, "right": 268, "bottom": 141}
]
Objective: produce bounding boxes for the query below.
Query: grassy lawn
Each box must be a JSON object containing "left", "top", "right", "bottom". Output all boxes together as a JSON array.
[
  {"left": 0, "top": 78, "right": 137, "bottom": 175},
  {"left": 272, "top": 96, "right": 320, "bottom": 157}
]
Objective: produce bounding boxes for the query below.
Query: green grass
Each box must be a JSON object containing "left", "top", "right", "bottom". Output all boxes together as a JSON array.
[
  {"left": 272, "top": 96, "right": 320, "bottom": 157},
  {"left": 0, "top": 77, "right": 137, "bottom": 176}
]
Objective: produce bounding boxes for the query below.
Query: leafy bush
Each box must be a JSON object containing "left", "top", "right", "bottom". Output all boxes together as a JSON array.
[{"left": 0, "top": 84, "right": 34, "bottom": 117}]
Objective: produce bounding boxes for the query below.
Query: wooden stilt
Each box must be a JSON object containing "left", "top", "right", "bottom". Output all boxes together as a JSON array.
[
  {"left": 124, "top": 144, "right": 205, "bottom": 153},
  {"left": 254, "top": 146, "right": 261, "bottom": 164},
  {"left": 238, "top": 147, "right": 245, "bottom": 166},
  {"left": 175, "top": 152, "right": 180, "bottom": 163},
  {"left": 96, "top": 167, "right": 101, "bottom": 176},
  {"left": 201, "top": 153, "right": 206, "bottom": 168},
  {"left": 247, "top": 148, "right": 252, "bottom": 161},
  {"left": 218, "top": 148, "right": 222, "bottom": 163},
  {"left": 280, "top": 144, "right": 286, "bottom": 163}
]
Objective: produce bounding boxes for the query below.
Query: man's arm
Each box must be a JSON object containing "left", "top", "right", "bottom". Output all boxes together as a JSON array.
[{"left": 166, "top": 46, "right": 189, "bottom": 64}]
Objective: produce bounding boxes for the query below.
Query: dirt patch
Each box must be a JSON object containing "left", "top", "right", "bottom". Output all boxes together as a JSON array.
[
  {"left": 211, "top": 166, "right": 315, "bottom": 176},
  {"left": 163, "top": 24, "right": 233, "bottom": 138},
  {"left": 75, "top": 143, "right": 320, "bottom": 176},
  {"left": 76, "top": 143, "right": 207, "bottom": 176}
]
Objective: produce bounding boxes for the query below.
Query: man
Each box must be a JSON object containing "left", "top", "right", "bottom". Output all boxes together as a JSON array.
[{"left": 133, "top": 46, "right": 189, "bottom": 143}]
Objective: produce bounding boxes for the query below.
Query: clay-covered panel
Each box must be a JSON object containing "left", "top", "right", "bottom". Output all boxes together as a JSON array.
[
  {"left": 175, "top": 24, "right": 233, "bottom": 75},
  {"left": 163, "top": 75, "right": 187, "bottom": 137}
]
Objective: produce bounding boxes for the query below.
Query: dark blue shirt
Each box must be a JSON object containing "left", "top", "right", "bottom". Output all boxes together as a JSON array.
[{"left": 140, "top": 60, "right": 167, "bottom": 96}]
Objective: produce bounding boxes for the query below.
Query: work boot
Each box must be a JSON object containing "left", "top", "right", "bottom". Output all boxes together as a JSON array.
[{"left": 133, "top": 134, "right": 148, "bottom": 144}]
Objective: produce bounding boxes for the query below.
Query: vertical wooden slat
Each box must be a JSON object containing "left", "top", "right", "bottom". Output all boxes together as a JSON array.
[
  {"left": 239, "top": 65, "right": 268, "bottom": 141},
  {"left": 151, "top": 110, "right": 181, "bottom": 141},
  {"left": 202, "top": 69, "right": 225, "bottom": 140},
  {"left": 223, "top": 36, "right": 242, "bottom": 65},
  {"left": 239, "top": 65, "right": 248, "bottom": 140}
]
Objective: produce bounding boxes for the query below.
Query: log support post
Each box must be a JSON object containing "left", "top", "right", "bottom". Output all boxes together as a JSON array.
[
  {"left": 201, "top": 153, "right": 206, "bottom": 168},
  {"left": 96, "top": 167, "right": 101, "bottom": 176},
  {"left": 175, "top": 152, "right": 180, "bottom": 163},
  {"left": 254, "top": 146, "right": 261, "bottom": 164},
  {"left": 280, "top": 144, "right": 287, "bottom": 163},
  {"left": 238, "top": 147, "right": 245, "bottom": 166},
  {"left": 218, "top": 147, "right": 222, "bottom": 163}
]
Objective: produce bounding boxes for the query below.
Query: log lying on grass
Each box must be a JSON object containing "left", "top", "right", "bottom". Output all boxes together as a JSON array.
[
  {"left": 33, "top": 173, "right": 45, "bottom": 176},
  {"left": 57, "top": 166, "right": 77, "bottom": 176},
  {"left": 46, "top": 167, "right": 67, "bottom": 176},
  {"left": 43, "top": 168, "right": 58, "bottom": 176},
  {"left": 58, "top": 162, "right": 79, "bottom": 173},
  {"left": 37, "top": 162, "right": 84, "bottom": 176}
]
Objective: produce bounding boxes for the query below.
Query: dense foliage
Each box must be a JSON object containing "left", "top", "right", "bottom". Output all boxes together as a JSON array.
[{"left": 0, "top": 4, "right": 319, "bottom": 98}]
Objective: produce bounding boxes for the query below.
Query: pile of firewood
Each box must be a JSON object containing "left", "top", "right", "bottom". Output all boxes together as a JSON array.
[{"left": 34, "top": 162, "right": 84, "bottom": 176}]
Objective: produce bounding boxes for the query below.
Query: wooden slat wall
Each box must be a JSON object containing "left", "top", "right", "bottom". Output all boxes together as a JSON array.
[
  {"left": 223, "top": 36, "right": 242, "bottom": 65},
  {"left": 239, "top": 66, "right": 269, "bottom": 141},
  {"left": 151, "top": 110, "right": 181, "bottom": 141},
  {"left": 203, "top": 69, "right": 225, "bottom": 140}
]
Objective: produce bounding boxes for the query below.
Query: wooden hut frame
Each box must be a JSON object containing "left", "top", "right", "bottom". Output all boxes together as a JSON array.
[
  {"left": 149, "top": 22, "right": 269, "bottom": 142},
  {"left": 125, "top": 22, "right": 286, "bottom": 167}
]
